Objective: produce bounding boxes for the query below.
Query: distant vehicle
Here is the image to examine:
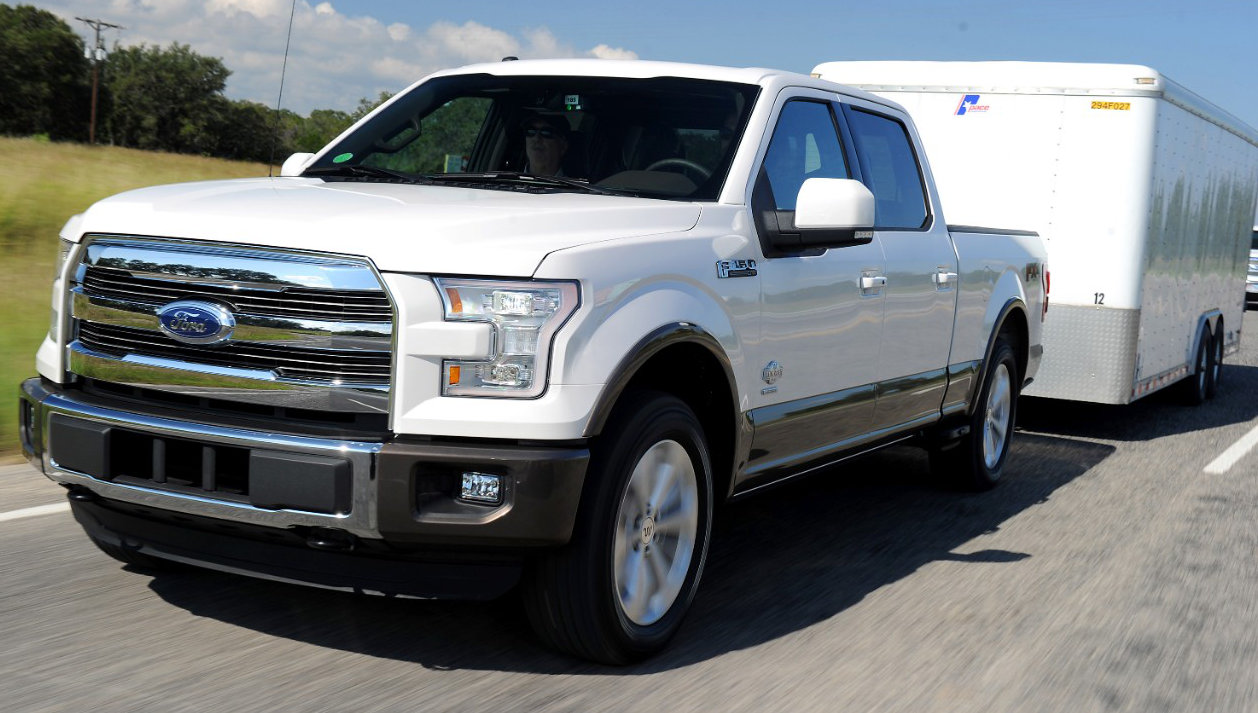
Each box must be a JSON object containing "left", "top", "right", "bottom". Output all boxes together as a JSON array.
[
  {"left": 815, "top": 61, "right": 1258, "bottom": 405},
  {"left": 1249, "top": 227, "right": 1258, "bottom": 309}
]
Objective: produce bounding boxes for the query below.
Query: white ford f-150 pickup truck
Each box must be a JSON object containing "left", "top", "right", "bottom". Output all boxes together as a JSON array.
[{"left": 19, "top": 59, "right": 1046, "bottom": 664}]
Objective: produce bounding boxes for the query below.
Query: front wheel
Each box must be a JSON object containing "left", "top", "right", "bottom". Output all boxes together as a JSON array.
[
  {"left": 522, "top": 391, "right": 713, "bottom": 664},
  {"left": 930, "top": 337, "right": 1019, "bottom": 490}
]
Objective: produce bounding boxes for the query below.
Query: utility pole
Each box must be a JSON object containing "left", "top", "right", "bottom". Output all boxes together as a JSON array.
[{"left": 75, "top": 17, "right": 123, "bottom": 145}]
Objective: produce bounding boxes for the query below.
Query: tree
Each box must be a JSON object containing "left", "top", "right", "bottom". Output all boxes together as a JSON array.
[
  {"left": 100, "top": 42, "right": 232, "bottom": 154},
  {"left": 0, "top": 4, "right": 91, "bottom": 140}
]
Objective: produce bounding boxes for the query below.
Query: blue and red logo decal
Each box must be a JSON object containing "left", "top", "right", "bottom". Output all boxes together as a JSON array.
[{"left": 955, "top": 94, "right": 991, "bottom": 115}]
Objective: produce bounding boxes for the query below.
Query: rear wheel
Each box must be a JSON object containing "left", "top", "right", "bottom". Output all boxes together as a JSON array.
[
  {"left": 1206, "top": 320, "right": 1224, "bottom": 400},
  {"left": 930, "top": 336, "right": 1018, "bottom": 490},
  {"left": 1179, "top": 324, "right": 1212, "bottom": 406},
  {"left": 523, "top": 391, "right": 713, "bottom": 664}
]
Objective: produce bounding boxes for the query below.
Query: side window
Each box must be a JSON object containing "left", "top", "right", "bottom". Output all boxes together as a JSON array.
[
  {"left": 846, "top": 109, "right": 929, "bottom": 230},
  {"left": 762, "top": 100, "right": 849, "bottom": 210}
]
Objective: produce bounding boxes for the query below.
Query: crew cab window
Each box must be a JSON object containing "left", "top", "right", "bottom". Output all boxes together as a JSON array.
[
  {"left": 846, "top": 109, "right": 929, "bottom": 229},
  {"left": 762, "top": 100, "right": 849, "bottom": 210}
]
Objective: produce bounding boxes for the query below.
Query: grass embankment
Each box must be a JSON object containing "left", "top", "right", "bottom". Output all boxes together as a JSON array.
[{"left": 0, "top": 137, "right": 268, "bottom": 460}]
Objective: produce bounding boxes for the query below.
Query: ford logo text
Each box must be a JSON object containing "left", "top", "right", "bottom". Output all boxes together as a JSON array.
[{"left": 157, "top": 300, "right": 236, "bottom": 346}]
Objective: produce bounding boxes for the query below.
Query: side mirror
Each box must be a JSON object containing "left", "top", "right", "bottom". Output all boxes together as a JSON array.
[
  {"left": 279, "top": 152, "right": 315, "bottom": 177},
  {"left": 756, "top": 176, "right": 876, "bottom": 255},
  {"left": 794, "top": 178, "right": 875, "bottom": 232}
]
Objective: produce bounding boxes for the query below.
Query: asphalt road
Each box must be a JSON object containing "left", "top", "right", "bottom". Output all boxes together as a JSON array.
[{"left": 4, "top": 312, "right": 1257, "bottom": 713}]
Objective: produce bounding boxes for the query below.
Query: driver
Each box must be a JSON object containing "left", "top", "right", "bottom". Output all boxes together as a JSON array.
[{"left": 523, "top": 114, "right": 570, "bottom": 176}]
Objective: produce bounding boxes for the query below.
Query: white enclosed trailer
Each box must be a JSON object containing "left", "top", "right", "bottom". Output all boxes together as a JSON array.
[{"left": 812, "top": 61, "right": 1258, "bottom": 404}]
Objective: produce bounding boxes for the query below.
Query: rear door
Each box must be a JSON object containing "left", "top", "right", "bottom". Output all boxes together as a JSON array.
[{"left": 840, "top": 101, "right": 959, "bottom": 429}]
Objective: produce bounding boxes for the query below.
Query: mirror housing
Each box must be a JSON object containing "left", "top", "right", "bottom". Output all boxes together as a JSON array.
[
  {"left": 279, "top": 152, "right": 315, "bottom": 177},
  {"left": 795, "top": 178, "right": 875, "bottom": 231},
  {"left": 757, "top": 177, "right": 876, "bottom": 255}
]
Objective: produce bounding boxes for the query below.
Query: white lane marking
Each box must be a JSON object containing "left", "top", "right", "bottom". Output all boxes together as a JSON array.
[
  {"left": 1205, "top": 422, "right": 1258, "bottom": 474},
  {"left": 0, "top": 502, "right": 71, "bottom": 523}
]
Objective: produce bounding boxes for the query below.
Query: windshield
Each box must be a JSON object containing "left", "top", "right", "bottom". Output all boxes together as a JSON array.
[{"left": 305, "top": 73, "right": 759, "bottom": 200}]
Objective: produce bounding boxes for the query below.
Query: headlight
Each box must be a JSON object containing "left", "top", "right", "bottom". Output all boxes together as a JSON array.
[{"left": 434, "top": 278, "right": 579, "bottom": 397}]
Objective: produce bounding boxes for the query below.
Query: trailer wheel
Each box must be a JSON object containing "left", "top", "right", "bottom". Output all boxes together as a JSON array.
[
  {"left": 1179, "top": 325, "right": 1212, "bottom": 406},
  {"left": 931, "top": 336, "right": 1018, "bottom": 490},
  {"left": 1206, "top": 320, "right": 1224, "bottom": 399},
  {"left": 523, "top": 391, "right": 712, "bottom": 664}
]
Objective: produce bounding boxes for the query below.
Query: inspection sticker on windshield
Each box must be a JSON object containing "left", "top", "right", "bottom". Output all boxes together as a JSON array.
[{"left": 716, "top": 259, "right": 758, "bottom": 278}]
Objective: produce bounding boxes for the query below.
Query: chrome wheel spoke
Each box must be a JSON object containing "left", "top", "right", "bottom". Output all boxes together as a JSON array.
[{"left": 613, "top": 439, "right": 699, "bottom": 626}]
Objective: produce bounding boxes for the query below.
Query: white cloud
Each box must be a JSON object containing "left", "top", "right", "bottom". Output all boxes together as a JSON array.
[
  {"left": 33, "top": 1, "right": 640, "bottom": 115},
  {"left": 588, "top": 44, "right": 639, "bottom": 61},
  {"left": 385, "top": 22, "right": 410, "bottom": 42}
]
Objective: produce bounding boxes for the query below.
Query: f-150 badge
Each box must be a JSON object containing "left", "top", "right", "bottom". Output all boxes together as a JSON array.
[{"left": 716, "top": 259, "right": 757, "bottom": 278}]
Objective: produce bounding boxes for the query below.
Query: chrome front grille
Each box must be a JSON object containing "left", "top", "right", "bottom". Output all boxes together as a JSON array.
[
  {"left": 78, "top": 322, "right": 392, "bottom": 384},
  {"left": 82, "top": 265, "right": 392, "bottom": 322},
  {"left": 68, "top": 237, "right": 394, "bottom": 414}
]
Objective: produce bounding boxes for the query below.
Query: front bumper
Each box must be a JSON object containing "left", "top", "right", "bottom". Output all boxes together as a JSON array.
[{"left": 20, "top": 377, "right": 590, "bottom": 596}]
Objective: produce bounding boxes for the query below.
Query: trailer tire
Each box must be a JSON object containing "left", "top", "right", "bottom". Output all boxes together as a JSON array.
[
  {"left": 1179, "top": 325, "right": 1212, "bottom": 406},
  {"left": 931, "top": 336, "right": 1018, "bottom": 490},
  {"left": 1207, "top": 320, "right": 1224, "bottom": 400},
  {"left": 522, "top": 391, "right": 712, "bottom": 664}
]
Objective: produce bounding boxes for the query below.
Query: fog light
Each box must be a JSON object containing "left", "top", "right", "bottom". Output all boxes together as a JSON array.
[{"left": 460, "top": 472, "right": 503, "bottom": 504}]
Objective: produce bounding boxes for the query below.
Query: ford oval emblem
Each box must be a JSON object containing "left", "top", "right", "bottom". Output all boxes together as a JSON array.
[{"left": 157, "top": 300, "right": 236, "bottom": 346}]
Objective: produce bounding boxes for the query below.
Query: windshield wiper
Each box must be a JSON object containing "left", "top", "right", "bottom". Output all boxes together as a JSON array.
[
  {"left": 303, "top": 165, "right": 433, "bottom": 184},
  {"left": 426, "top": 172, "right": 625, "bottom": 196}
]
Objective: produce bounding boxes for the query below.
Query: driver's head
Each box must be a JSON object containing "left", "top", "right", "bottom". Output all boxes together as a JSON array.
[{"left": 523, "top": 114, "right": 570, "bottom": 176}]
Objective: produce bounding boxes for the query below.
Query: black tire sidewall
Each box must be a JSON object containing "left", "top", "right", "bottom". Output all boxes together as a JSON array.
[
  {"left": 967, "top": 339, "right": 1018, "bottom": 487},
  {"left": 551, "top": 391, "right": 714, "bottom": 662}
]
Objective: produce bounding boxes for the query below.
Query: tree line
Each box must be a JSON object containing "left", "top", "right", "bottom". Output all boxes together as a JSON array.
[{"left": 0, "top": 4, "right": 389, "bottom": 163}]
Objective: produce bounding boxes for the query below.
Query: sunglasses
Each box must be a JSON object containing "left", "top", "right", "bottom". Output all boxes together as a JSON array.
[{"left": 524, "top": 126, "right": 560, "bottom": 139}]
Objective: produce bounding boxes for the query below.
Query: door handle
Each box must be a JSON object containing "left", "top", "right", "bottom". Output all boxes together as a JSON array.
[
  {"left": 932, "top": 270, "right": 958, "bottom": 287},
  {"left": 860, "top": 275, "right": 887, "bottom": 291}
]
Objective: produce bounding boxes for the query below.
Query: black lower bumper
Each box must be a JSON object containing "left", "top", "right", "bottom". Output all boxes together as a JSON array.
[
  {"left": 71, "top": 493, "right": 523, "bottom": 599},
  {"left": 21, "top": 376, "right": 592, "bottom": 599}
]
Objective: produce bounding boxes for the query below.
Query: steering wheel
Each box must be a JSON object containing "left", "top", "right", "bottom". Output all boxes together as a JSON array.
[{"left": 644, "top": 157, "right": 711, "bottom": 182}]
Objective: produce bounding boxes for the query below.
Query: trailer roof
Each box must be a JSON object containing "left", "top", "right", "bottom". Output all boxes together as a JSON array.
[{"left": 812, "top": 61, "right": 1258, "bottom": 145}]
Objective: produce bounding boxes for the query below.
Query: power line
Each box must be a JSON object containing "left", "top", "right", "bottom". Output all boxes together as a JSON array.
[{"left": 75, "top": 17, "right": 124, "bottom": 145}]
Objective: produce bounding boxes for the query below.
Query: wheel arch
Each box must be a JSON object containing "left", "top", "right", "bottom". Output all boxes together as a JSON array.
[
  {"left": 584, "top": 323, "right": 743, "bottom": 503},
  {"left": 967, "top": 298, "right": 1030, "bottom": 417}
]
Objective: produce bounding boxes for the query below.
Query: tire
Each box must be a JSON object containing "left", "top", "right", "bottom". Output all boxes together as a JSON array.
[
  {"left": 90, "top": 536, "right": 175, "bottom": 571},
  {"left": 930, "top": 336, "right": 1018, "bottom": 490},
  {"left": 1206, "top": 320, "right": 1224, "bottom": 400},
  {"left": 523, "top": 391, "right": 713, "bottom": 664},
  {"left": 1179, "top": 325, "right": 1211, "bottom": 406}
]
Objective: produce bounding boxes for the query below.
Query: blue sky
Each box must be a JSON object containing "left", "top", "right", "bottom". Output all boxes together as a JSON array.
[{"left": 37, "top": 0, "right": 1258, "bottom": 129}]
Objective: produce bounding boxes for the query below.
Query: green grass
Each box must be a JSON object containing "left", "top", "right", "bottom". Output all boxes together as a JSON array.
[{"left": 1, "top": 136, "right": 268, "bottom": 460}]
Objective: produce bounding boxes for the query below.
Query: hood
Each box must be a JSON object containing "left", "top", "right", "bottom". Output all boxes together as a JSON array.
[{"left": 75, "top": 177, "right": 702, "bottom": 275}]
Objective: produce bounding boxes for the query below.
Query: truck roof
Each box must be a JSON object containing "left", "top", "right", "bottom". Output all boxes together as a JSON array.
[
  {"left": 813, "top": 60, "right": 1258, "bottom": 144},
  {"left": 411, "top": 58, "right": 901, "bottom": 113}
]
